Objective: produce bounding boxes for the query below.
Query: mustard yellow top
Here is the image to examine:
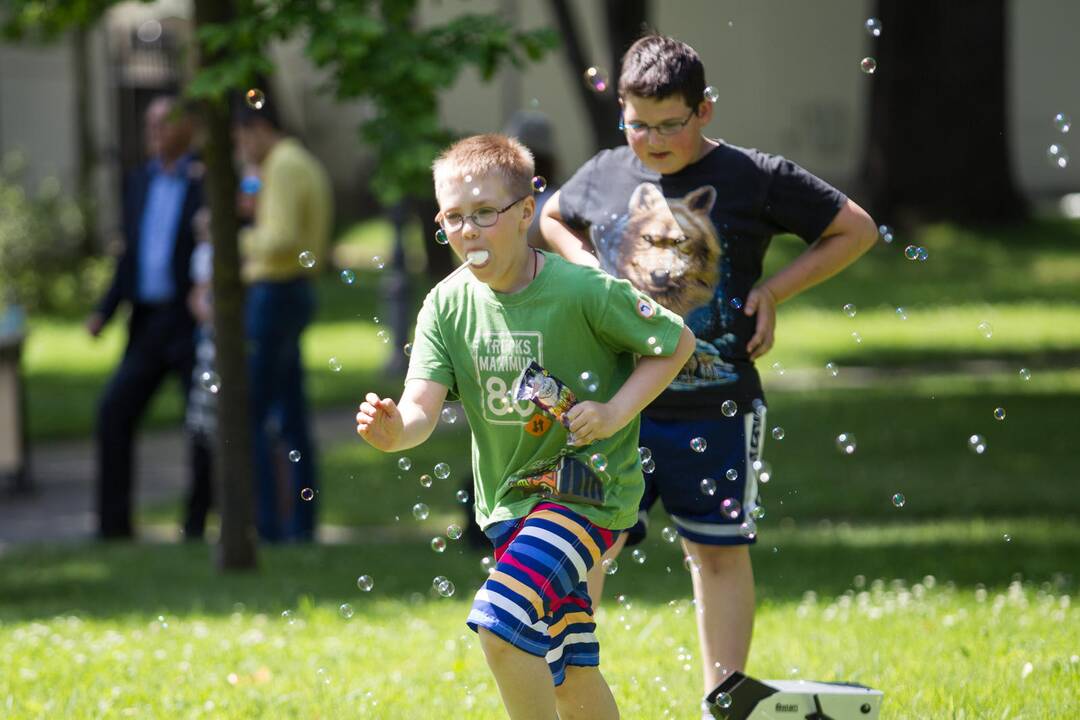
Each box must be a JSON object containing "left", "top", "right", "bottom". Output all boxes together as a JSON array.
[{"left": 241, "top": 137, "right": 332, "bottom": 282}]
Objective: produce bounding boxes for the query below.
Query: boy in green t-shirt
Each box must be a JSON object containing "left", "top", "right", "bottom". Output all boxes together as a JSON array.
[{"left": 356, "top": 134, "right": 694, "bottom": 719}]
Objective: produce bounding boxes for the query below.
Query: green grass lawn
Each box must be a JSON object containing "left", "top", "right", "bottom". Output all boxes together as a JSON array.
[{"left": 1, "top": 520, "right": 1076, "bottom": 718}]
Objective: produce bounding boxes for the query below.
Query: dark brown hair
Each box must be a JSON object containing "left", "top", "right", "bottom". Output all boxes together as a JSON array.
[{"left": 618, "top": 34, "right": 707, "bottom": 109}]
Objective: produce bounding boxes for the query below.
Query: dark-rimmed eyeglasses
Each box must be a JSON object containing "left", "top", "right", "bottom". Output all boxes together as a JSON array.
[
  {"left": 439, "top": 194, "right": 529, "bottom": 232},
  {"left": 619, "top": 109, "right": 697, "bottom": 137}
]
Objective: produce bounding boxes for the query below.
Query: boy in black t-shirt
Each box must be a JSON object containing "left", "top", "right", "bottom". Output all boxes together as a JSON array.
[{"left": 541, "top": 34, "right": 879, "bottom": 716}]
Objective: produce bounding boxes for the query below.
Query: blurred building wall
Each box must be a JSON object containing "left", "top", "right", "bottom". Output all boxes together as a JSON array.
[{"left": 1, "top": 0, "right": 1077, "bottom": 240}]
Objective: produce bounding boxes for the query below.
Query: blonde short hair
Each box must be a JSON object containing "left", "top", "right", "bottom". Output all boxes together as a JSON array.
[{"left": 432, "top": 134, "right": 535, "bottom": 199}]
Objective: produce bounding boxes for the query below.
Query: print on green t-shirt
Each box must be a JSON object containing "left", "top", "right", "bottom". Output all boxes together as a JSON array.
[{"left": 406, "top": 252, "right": 685, "bottom": 531}]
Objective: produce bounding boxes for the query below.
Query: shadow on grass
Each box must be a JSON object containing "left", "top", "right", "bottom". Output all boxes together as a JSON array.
[{"left": 1, "top": 518, "right": 1074, "bottom": 623}]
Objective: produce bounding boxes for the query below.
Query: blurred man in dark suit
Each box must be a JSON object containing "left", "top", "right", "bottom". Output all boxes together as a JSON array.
[{"left": 87, "top": 95, "right": 210, "bottom": 540}]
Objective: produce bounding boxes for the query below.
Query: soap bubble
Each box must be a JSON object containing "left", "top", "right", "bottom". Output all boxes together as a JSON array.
[
  {"left": 860, "top": 57, "right": 877, "bottom": 74},
  {"left": 590, "top": 453, "right": 609, "bottom": 472},
  {"left": 245, "top": 88, "right": 266, "bottom": 109},
  {"left": 721, "top": 400, "right": 738, "bottom": 417},
  {"left": 968, "top": 434, "right": 987, "bottom": 455},
  {"left": 977, "top": 321, "right": 993, "bottom": 339},
  {"left": 338, "top": 603, "right": 354, "bottom": 619},
  {"left": 583, "top": 66, "right": 609, "bottom": 93},
  {"left": 878, "top": 224, "right": 894, "bottom": 242},
  {"left": 904, "top": 245, "right": 919, "bottom": 261},
  {"left": 638, "top": 446, "right": 652, "bottom": 463},
  {"left": 631, "top": 548, "right": 647, "bottom": 564},
  {"left": 432, "top": 575, "right": 448, "bottom": 591},
  {"left": 328, "top": 357, "right": 342, "bottom": 372},
  {"left": 446, "top": 524, "right": 463, "bottom": 540},
  {"left": 729, "top": 297, "right": 743, "bottom": 310},
  {"left": 434, "top": 462, "right": 451, "bottom": 480},
  {"left": 602, "top": 558, "right": 618, "bottom": 575},
  {"left": 836, "top": 433, "right": 857, "bottom": 455},
  {"left": 456, "top": 489, "right": 469, "bottom": 503},
  {"left": 532, "top": 176, "right": 548, "bottom": 193},
  {"left": 436, "top": 578, "right": 455, "bottom": 597},
  {"left": 1047, "top": 143, "right": 1069, "bottom": 169},
  {"left": 340, "top": 269, "right": 356, "bottom": 285},
  {"left": 994, "top": 407, "right": 1006, "bottom": 421},
  {"left": 752, "top": 459, "right": 772, "bottom": 483},
  {"left": 441, "top": 406, "right": 458, "bottom": 424},
  {"left": 771, "top": 426, "right": 785, "bottom": 440},
  {"left": 704, "top": 85, "right": 720, "bottom": 103},
  {"left": 431, "top": 537, "right": 447, "bottom": 553},
  {"left": 1019, "top": 368, "right": 1031, "bottom": 381},
  {"left": 700, "top": 477, "right": 717, "bottom": 496},
  {"left": 661, "top": 526, "right": 678, "bottom": 543},
  {"left": 403, "top": 342, "right": 412, "bottom": 356},
  {"left": 481, "top": 556, "right": 495, "bottom": 573},
  {"left": 916, "top": 246, "right": 929, "bottom": 261},
  {"left": 738, "top": 521, "right": 756, "bottom": 539},
  {"left": 865, "top": 17, "right": 882, "bottom": 36},
  {"left": 412, "top": 503, "right": 430, "bottom": 521},
  {"left": 771, "top": 361, "right": 785, "bottom": 376},
  {"left": 434, "top": 228, "right": 449, "bottom": 245},
  {"left": 750, "top": 505, "right": 765, "bottom": 520},
  {"left": 721, "top": 498, "right": 742, "bottom": 520},
  {"left": 715, "top": 691, "right": 733, "bottom": 709},
  {"left": 1054, "top": 112, "right": 1072, "bottom": 134},
  {"left": 198, "top": 370, "right": 221, "bottom": 394},
  {"left": 690, "top": 437, "right": 707, "bottom": 453},
  {"left": 289, "top": 450, "right": 302, "bottom": 463},
  {"left": 419, "top": 474, "right": 433, "bottom": 488},
  {"left": 851, "top": 331, "right": 863, "bottom": 344},
  {"left": 892, "top": 492, "right": 906, "bottom": 508},
  {"left": 372, "top": 255, "right": 385, "bottom": 270},
  {"left": 299, "top": 487, "right": 314, "bottom": 501},
  {"left": 579, "top": 371, "right": 599, "bottom": 393},
  {"left": 356, "top": 575, "right": 374, "bottom": 592},
  {"left": 642, "top": 458, "right": 656, "bottom": 474},
  {"left": 725, "top": 468, "right": 739, "bottom": 482},
  {"left": 298, "top": 251, "right": 316, "bottom": 268},
  {"left": 896, "top": 306, "right": 908, "bottom": 320},
  {"left": 842, "top": 303, "right": 857, "bottom": 318},
  {"left": 398, "top": 457, "right": 412, "bottom": 471},
  {"left": 376, "top": 329, "right": 390, "bottom": 344},
  {"left": 825, "top": 362, "right": 839, "bottom": 377}
]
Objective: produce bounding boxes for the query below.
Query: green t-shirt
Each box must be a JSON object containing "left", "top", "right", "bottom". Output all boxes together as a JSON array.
[{"left": 406, "top": 251, "right": 685, "bottom": 530}]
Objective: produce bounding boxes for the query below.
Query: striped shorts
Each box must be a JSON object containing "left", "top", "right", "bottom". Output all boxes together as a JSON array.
[{"left": 466, "top": 502, "right": 619, "bottom": 685}]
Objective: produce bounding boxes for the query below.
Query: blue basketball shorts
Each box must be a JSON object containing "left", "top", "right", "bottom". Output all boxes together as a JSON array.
[
  {"left": 466, "top": 502, "right": 619, "bottom": 685},
  {"left": 628, "top": 405, "right": 767, "bottom": 547}
]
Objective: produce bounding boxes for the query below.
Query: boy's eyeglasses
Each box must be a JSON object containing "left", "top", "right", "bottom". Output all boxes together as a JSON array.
[
  {"left": 619, "top": 109, "right": 697, "bottom": 137},
  {"left": 439, "top": 194, "right": 529, "bottom": 232}
]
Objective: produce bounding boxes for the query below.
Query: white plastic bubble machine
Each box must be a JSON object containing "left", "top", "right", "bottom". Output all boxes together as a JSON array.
[{"left": 707, "top": 672, "right": 883, "bottom": 719}]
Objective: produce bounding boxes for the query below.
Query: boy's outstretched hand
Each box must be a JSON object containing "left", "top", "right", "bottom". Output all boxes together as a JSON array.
[{"left": 356, "top": 392, "right": 404, "bottom": 451}]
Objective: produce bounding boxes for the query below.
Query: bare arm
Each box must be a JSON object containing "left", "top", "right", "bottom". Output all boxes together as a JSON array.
[
  {"left": 539, "top": 191, "right": 600, "bottom": 268},
  {"left": 355, "top": 378, "right": 449, "bottom": 453},
  {"left": 567, "top": 325, "right": 696, "bottom": 445},
  {"left": 744, "top": 198, "right": 878, "bottom": 359}
]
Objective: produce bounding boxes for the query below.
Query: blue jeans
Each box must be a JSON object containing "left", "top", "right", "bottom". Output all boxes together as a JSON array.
[{"left": 246, "top": 279, "right": 316, "bottom": 542}]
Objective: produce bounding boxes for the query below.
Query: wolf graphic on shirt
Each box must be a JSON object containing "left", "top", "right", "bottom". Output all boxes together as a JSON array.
[{"left": 591, "top": 182, "right": 738, "bottom": 389}]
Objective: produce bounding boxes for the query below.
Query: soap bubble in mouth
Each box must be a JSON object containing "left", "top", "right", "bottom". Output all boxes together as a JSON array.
[{"left": 466, "top": 250, "right": 490, "bottom": 267}]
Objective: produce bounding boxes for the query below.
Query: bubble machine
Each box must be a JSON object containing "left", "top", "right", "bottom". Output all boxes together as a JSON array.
[{"left": 707, "top": 672, "right": 883, "bottom": 719}]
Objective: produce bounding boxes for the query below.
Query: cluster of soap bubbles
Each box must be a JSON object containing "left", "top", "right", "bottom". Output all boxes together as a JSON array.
[
  {"left": 583, "top": 67, "right": 609, "bottom": 93},
  {"left": 1048, "top": 113, "right": 1072, "bottom": 169},
  {"left": 904, "top": 244, "right": 929, "bottom": 261}
]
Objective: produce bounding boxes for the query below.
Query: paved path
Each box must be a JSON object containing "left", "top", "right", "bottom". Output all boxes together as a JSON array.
[{"left": 0, "top": 407, "right": 358, "bottom": 553}]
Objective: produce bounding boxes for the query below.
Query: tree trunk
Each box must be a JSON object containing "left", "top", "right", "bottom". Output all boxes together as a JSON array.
[
  {"left": 862, "top": 0, "right": 1027, "bottom": 226},
  {"left": 193, "top": 0, "right": 257, "bottom": 571}
]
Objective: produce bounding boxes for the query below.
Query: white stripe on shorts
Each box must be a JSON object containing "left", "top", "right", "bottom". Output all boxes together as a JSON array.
[
  {"left": 545, "top": 631, "right": 597, "bottom": 664},
  {"left": 473, "top": 587, "right": 549, "bottom": 634},
  {"left": 517, "top": 526, "right": 589, "bottom": 580}
]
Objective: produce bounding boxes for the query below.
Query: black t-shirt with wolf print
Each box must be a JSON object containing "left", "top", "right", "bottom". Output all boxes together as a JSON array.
[{"left": 559, "top": 142, "right": 846, "bottom": 419}]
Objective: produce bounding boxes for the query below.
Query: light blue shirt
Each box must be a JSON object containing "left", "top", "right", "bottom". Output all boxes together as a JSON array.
[{"left": 136, "top": 155, "right": 190, "bottom": 303}]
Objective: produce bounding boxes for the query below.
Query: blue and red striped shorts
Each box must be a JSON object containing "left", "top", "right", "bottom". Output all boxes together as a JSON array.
[{"left": 466, "top": 502, "right": 619, "bottom": 685}]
